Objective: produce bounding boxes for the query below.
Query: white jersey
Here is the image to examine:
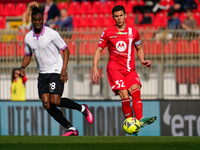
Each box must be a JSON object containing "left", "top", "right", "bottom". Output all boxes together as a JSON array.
[{"left": 24, "top": 26, "right": 67, "bottom": 74}]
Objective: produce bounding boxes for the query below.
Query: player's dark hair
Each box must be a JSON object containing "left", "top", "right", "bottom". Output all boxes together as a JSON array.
[
  {"left": 112, "top": 5, "right": 126, "bottom": 15},
  {"left": 31, "top": 6, "right": 43, "bottom": 18}
]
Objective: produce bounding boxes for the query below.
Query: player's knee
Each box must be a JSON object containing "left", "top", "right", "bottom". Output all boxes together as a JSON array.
[
  {"left": 42, "top": 100, "right": 50, "bottom": 109},
  {"left": 50, "top": 95, "right": 61, "bottom": 106}
]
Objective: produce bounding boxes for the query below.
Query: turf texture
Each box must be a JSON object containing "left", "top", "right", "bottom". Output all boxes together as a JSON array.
[{"left": 0, "top": 136, "right": 200, "bottom": 150}]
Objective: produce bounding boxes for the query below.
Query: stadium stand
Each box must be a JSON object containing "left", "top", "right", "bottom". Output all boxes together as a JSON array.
[
  {"left": 57, "top": 2, "right": 68, "bottom": 11},
  {"left": 80, "top": 1, "right": 92, "bottom": 15},
  {"left": 68, "top": 1, "right": 80, "bottom": 15},
  {"left": 15, "top": 3, "right": 26, "bottom": 16},
  {"left": 3, "top": 3, "right": 15, "bottom": 16},
  {"left": 91, "top": 1, "right": 104, "bottom": 14},
  {"left": 0, "top": 0, "right": 200, "bottom": 99},
  {"left": 0, "top": 16, "right": 6, "bottom": 29}
]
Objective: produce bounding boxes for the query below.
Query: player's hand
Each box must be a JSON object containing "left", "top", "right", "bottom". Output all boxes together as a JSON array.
[
  {"left": 20, "top": 68, "right": 26, "bottom": 77},
  {"left": 92, "top": 68, "right": 99, "bottom": 84},
  {"left": 141, "top": 60, "right": 151, "bottom": 68},
  {"left": 60, "top": 69, "right": 68, "bottom": 83}
]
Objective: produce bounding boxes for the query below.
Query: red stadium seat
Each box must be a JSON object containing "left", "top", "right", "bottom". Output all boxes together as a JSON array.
[
  {"left": 3, "top": 3, "right": 15, "bottom": 16},
  {"left": 0, "top": 43, "right": 6, "bottom": 56},
  {"left": 179, "top": 12, "right": 187, "bottom": 23},
  {"left": 176, "top": 40, "right": 190, "bottom": 54},
  {"left": 68, "top": 1, "right": 81, "bottom": 15},
  {"left": 153, "top": 12, "right": 167, "bottom": 27},
  {"left": 142, "top": 40, "right": 161, "bottom": 54},
  {"left": 91, "top": 1, "right": 104, "bottom": 14},
  {"left": 73, "top": 15, "right": 82, "bottom": 28},
  {"left": 0, "top": 42, "right": 15, "bottom": 56},
  {"left": 163, "top": 40, "right": 175, "bottom": 54},
  {"left": 57, "top": 2, "right": 69, "bottom": 10},
  {"left": 115, "top": 0, "right": 127, "bottom": 7},
  {"left": 126, "top": 0, "right": 138, "bottom": 13},
  {"left": 0, "top": 16, "right": 6, "bottom": 29},
  {"left": 79, "top": 1, "right": 92, "bottom": 14},
  {"left": 103, "top": 1, "right": 115, "bottom": 14},
  {"left": 126, "top": 13, "right": 136, "bottom": 26},
  {"left": 15, "top": 3, "right": 26, "bottom": 16},
  {"left": 105, "top": 14, "right": 116, "bottom": 27},
  {"left": 68, "top": 41, "right": 76, "bottom": 55},
  {"left": 193, "top": 12, "right": 200, "bottom": 26},
  {"left": 0, "top": 3, "right": 4, "bottom": 16},
  {"left": 16, "top": 43, "right": 25, "bottom": 56},
  {"left": 189, "top": 40, "right": 199, "bottom": 54},
  {"left": 176, "top": 67, "right": 200, "bottom": 84},
  {"left": 94, "top": 14, "right": 106, "bottom": 27},
  {"left": 82, "top": 14, "right": 94, "bottom": 27},
  {"left": 138, "top": 0, "right": 145, "bottom": 6}
]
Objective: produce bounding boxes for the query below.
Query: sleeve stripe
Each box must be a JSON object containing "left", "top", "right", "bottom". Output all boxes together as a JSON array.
[
  {"left": 25, "top": 52, "right": 32, "bottom": 55},
  {"left": 60, "top": 45, "right": 68, "bottom": 51}
]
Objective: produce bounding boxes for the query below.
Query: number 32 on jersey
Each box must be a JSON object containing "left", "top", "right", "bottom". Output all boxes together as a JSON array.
[{"left": 115, "top": 80, "right": 125, "bottom": 88}]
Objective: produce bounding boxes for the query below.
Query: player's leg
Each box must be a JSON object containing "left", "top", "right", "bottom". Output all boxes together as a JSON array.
[
  {"left": 128, "top": 84, "right": 143, "bottom": 120},
  {"left": 107, "top": 69, "right": 133, "bottom": 119},
  {"left": 38, "top": 73, "right": 78, "bottom": 136},
  {"left": 118, "top": 89, "right": 133, "bottom": 118},
  {"left": 49, "top": 74, "right": 93, "bottom": 124},
  {"left": 125, "top": 71, "right": 157, "bottom": 127}
]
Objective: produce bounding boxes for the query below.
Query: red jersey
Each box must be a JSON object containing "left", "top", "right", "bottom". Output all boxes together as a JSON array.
[{"left": 98, "top": 25, "right": 141, "bottom": 71}]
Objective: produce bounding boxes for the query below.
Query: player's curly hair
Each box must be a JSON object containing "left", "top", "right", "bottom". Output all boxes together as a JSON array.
[
  {"left": 112, "top": 5, "right": 126, "bottom": 15},
  {"left": 31, "top": 6, "right": 43, "bottom": 18}
]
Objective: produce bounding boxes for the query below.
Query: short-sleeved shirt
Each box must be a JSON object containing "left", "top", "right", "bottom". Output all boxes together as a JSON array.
[
  {"left": 98, "top": 25, "right": 141, "bottom": 72},
  {"left": 183, "top": 18, "right": 197, "bottom": 30},
  {"left": 24, "top": 25, "right": 67, "bottom": 74}
]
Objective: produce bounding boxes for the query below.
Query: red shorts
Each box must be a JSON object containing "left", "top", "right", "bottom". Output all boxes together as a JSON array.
[{"left": 107, "top": 68, "right": 141, "bottom": 94}]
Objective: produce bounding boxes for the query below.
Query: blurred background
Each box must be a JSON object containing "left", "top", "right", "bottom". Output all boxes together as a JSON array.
[{"left": 0, "top": 0, "right": 200, "bottom": 101}]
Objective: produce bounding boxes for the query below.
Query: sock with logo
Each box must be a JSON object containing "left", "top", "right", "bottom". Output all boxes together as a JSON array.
[
  {"left": 131, "top": 88, "right": 143, "bottom": 120},
  {"left": 121, "top": 98, "right": 133, "bottom": 118}
]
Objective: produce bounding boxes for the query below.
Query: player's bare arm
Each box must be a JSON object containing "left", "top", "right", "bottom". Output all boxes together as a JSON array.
[
  {"left": 135, "top": 45, "right": 151, "bottom": 69},
  {"left": 60, "top": 47, "right": 70, "bottom": 83},
  {"left": 92, "top": 47, "right": 104, "bottom": 83},
  {"left": 20, "top": 55, "right": 32, "bottom": 77}
]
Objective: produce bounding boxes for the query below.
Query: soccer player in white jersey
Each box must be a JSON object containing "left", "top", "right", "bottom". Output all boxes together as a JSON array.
[
  {"left": 92, "top": 5, "right": 157, "bottom": 129},
  {"left": 20, "top": 6, "right": 93, "bottom": 136}
]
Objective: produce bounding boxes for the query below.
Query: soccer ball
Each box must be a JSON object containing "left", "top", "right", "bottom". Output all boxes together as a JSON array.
[{"left": 123, "top": 117, "right": 141, "bottom": 134}]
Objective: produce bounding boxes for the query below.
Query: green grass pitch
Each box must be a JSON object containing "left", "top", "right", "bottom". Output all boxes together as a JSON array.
[{"left": 0, "top": 136, "right": 200, "bottom": 150}]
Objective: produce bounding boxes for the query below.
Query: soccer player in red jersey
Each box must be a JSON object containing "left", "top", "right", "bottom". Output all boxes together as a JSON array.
[{"left": 92, "top": 5, "right": 157, "bottom": 128}]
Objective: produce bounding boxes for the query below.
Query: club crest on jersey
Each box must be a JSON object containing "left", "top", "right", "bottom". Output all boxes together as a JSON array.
[{"left": 116, "top": 41, "right": 127, "bottom": 52}]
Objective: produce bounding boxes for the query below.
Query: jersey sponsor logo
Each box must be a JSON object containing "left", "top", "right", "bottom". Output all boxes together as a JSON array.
[
  {"left": 116, "top": 31, "right": 127, "bottom": 35},
  {"left": 116, "top": 41, "right": 127, "bottom": 52},
  {"left": 100, "top": 32, "right": 105, "bottom": 38}
]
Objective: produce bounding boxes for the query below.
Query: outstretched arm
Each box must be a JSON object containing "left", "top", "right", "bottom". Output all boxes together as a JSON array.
[
  {"left": 135, "top": 45, "right": 151, "bottom": 68},
  {"left": 92, "top": 47, "right": 104, "bottom": 83}
]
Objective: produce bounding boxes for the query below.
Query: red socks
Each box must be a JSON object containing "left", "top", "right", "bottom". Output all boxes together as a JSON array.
[
  {"left": 131, "top": 88, "right": 143, "bottom": 120},
  {"left": 121, "top": 98, "right": 133, "bottom": 118}
]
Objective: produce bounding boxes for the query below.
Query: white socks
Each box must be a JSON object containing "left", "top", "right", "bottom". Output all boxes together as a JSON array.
[
  {"left": 68, "top": 127, "right": 76, "bottom": 131},
  {"left": 81, "top": 105, "right": 85, "bottom": 113}
]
